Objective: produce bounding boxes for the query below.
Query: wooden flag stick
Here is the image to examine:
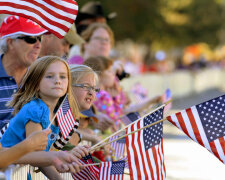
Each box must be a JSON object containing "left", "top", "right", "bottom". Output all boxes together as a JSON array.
[
  {"left": 90, "top": 99, "right": 172, "bottom": 151},
  {"left": 47, "top": 94, "right": 68, "bottom": 129},
  {"left": 80, "top": 163, "right": 100, "bottom": 167},
  {"left": 90, "top": 118, "right": 167, "bottom": 152},
  {"left": 124, "top": 172, "right": 130, "bottom": 175}
]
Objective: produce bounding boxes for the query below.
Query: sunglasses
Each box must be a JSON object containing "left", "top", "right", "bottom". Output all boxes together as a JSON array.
[{"left": 16, "top": 36, "right": 42, "bottom": 44}]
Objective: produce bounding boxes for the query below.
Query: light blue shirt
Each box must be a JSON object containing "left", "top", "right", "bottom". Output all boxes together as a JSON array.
[{"left": 0, "top": 98, "right": 60, "bottom": 151}]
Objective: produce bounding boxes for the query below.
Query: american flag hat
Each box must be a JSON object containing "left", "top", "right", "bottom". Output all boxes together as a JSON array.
[{"left": 0, "top": 15, "right": 48, "bottom": 39}]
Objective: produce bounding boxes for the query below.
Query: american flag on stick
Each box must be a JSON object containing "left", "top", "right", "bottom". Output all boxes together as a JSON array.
[
  {"left": 126, "top": 107, "right": 166, "bottom": 180},
  {"left": 72, "top": 154, "right": 100, "bottom": 180},
  {"left": 99, "top": 160, "right": 125, "bottom": 180},
  {"left": 167, "top": 94, "right": 225, "bottom": 163},
  {"left": 0, "top": 0, "right": 78, "bottom": 38},
  {"left": 109, "top": 135, "right": 126, "bottom": 159},
  {"left": 120, "top": 112, "right": 140, "bottom": 126},
  {"left": 56, "top": 95, "right": 77, "bottom": 139}
]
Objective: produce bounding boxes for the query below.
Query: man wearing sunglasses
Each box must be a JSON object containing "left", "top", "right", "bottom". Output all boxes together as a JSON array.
[{"left": 0, "top": 15, "right": 47, "bottom": 130}]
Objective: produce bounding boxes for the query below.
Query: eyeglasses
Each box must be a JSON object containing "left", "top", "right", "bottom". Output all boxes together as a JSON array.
[
  {"left": 16, "top": 36, "right": 42, "bottom": 44},
  {"left": 73, "top": 84, "right": 100, "bottom": 93},
  {"left": 91, "top": 36, "right": 110, "bottom": 43}
]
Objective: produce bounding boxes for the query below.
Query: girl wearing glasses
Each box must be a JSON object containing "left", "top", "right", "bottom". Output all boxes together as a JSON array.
[
  {"left": 0, "top": 56, "right": 89, "bottom": 176},
  {"left": 69, "top": 64, "right": 101, "bottom": 145}
]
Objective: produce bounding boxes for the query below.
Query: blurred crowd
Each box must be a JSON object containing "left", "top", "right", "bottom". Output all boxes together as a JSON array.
[{"left": 0, "top": 1, "right": 223, "bottom": 179}]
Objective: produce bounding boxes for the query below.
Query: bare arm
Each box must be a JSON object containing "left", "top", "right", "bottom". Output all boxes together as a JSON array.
[
  {"left": 15, "top": 151, "right": 82, "bottom": 173},
  {"left": 77, "top": 129, "right": 101, "bottom": 145},
  {"left": 0, "top": 129, "right": 50, "bottom": 169},
  {"left": 123, "top": 95, "right": 162, "bottom": 114}
]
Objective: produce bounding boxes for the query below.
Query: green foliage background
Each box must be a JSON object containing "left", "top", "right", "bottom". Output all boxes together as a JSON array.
[{"left": 77, "top": 0, "right": 225, "bottom": 49}]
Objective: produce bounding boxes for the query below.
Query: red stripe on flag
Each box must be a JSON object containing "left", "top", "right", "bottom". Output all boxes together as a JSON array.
[
  {"left": 161, "top": 139, "right": 166, "bottom": 176},
  {"left": 137, "top": 122, "right": 148, "bottom": 179},
  {"left": 106, "top": 162, "right": 110, "bottom": 180},
  {"left": 209, "top": 141, "right": 223, "bottom": 162},
  {"left": 157, "top": 144, "right": 163, "bottom": 179},
  {"left": 16, "top": 0, "right": 75, "bottom": 22},
  {"left": 126, "top": 135, "right": 134, "bottom": 180},
  {"left": 65, "top": 114, "right": 72, "bottom": 129},
  {"left": 41, "top": 0, "right": 78, "bottom": 14},
  {"left": 132, "top": 120, "right": 141, "bottom": 179},
  {"left": 176, "top": 112, "right": 191, "bottom": 138},
  {"left": 152, "top": 146, "right": 160, "bottom": 180},
  {"left": 219, "top": 137, "right": 225, "bottom": 155},
  {"left": 186, "top": 108, "right": 204, "bottom": 147},
  {"left": 166, "top": 116, "right": 177, "bottom": 127},
  {"left": 146, "top": 150, "right": 155, "bottom": 180}
]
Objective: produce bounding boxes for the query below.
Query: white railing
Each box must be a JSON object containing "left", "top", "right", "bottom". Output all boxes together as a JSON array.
[
  {"left": 1, "top": 165, "right": 74, "bottom": 180},
  {"left": 121, "top": 68, "right": 225, "bottom": 99}
]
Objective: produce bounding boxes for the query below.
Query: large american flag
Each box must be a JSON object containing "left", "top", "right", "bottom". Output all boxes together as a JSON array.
[
  {"left": 109, "top": 135, "right": 126, "bottom": 159},
  {"left": 72, "top": 154, "right": 100, "bottom": 180},
  {"left": 120, "top": 112, "right": 140, "bottom": 126},
  {"left": 0, "top": 0, "right": 78, "bottom": 38},
  {"left": 167, "top": 94, "right": 225, "bottom": 163},
  {"left": 56, "top": 96, "right": 77, "bottom": 139},
  {"left": 99, "top": 160, "right": 125, "bottom": 180},
  {"left": 126, "top": 107, "right": 166, "bottom": 180}
]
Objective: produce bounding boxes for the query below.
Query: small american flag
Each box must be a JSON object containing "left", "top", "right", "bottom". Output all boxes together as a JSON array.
[
  {"left": 120, "top": 112, "right": 140, "bottom": 126},
  {"left": 109, "top": 135, "right": 126, "bottom": 159},
  {"left": 56, "top": 96, "right": 77, "bottom": 139},
  {"left": 99, "top": 160, "right": 125, "bottom": 180},
  {"left": 72, "top": 154, "right": 100, "bottom": 180},
  {"left": 0, "top": 0, "right": 78, "bottom": 38},
  {"left": 126, "top": 107, "right": 166, "bottom": 180},
  {"left": 167, "top": 94, "right": 225, "bottom": 163}
]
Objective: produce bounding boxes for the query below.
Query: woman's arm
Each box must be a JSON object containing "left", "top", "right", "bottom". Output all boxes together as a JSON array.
[{"left": 0, "top": 129, "right": 50, "bottom": 169}]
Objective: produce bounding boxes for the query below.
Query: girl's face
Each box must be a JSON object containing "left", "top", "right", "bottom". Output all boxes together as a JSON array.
[
  {"left": 39, "top": 61, "right": 68, "bottom": 101},
  {"left": 100, "top": 66, "right": 115, "bottom": 89},
  {"left": 72, "top": 74, "right": 97, "bottom": 111}
]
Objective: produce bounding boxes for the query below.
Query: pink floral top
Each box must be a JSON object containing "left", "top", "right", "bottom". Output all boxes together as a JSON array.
[{"left": 94, "top": 90, "right": 126, "bottom": 126}]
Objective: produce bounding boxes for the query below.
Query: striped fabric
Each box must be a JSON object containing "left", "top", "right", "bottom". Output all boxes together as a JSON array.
[
  {"left": 0, "top": 0, "right": 78, "bottom": 38},
  {"left": 0, "top": 56, "right": 17, "bottom": 130}
]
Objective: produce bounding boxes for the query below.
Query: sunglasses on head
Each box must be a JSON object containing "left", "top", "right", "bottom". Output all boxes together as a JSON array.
[{"left": 16, "top": 36, "right": 42, "bottom": 44}]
